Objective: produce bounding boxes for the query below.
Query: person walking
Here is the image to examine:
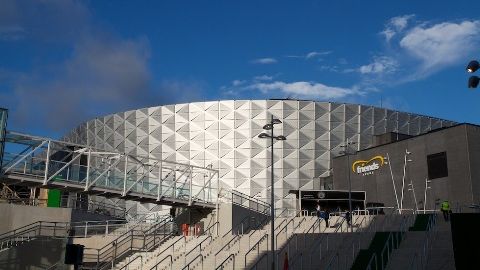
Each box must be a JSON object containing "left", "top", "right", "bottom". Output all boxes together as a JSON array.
[
  {"left": 324, "top": 209, "right": 330, "bottom": 228},
  {"left": 441, "top": 200, "right": 451, "bottom": 221},
  {"left": 345, "top": 211, "right": 351, "bottom": 226},
  {"left": 316, "top": 201, "right": 321, "bottom": 219}
]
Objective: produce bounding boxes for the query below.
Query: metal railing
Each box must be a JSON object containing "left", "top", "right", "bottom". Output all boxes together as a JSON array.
[
  {"left": 148, "top": 237, "right": 185, "bottom": 270},
  {"left": 149, "top": 254, "right": 173, "bottom": 270},
  {"left": 245, "top": 234, "right": 268, "bottom": 268},
  {"left": 229, "top": 190, "right": 270, "bottom": 215},
  {"left": 249, "top": 252, "right": 268, "bottom": 270},
  {"left": 182, "top": 253, "right": 203, "bottom": 270},
  {"left": 117, "top": 254, "right": 143, "bottom": 270},
  {"left": 184, "top": 235, "right": 212, "bottom": 264},
  {"left": 307, "top": 216, "right": 347, "bottom": 269},
  {"left": 0, "top": 221, "right": 70, "bottom": 250},
  {"left": 216, "top": 253, "right": 235, "bottom": 270},
  {"left": 83, "top": 216, "right": 174, "bottom": 269},
  {"left": 408, "top": 213, "right": 438, "bottom": 270}
]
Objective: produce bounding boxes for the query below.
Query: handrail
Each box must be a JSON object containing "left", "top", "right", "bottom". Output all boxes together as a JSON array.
[
  {"left": 88, "top": 217, "right": 173, "bottom": 270},
  {"left": 290, "top": 251, "right": 303, "bottom": 270},
  {"left": 201, "top": 221, "right": 219, "bottom": 237},
  {"left": 149, "top": 254, "right": 173, "bottom": 270},
  {"left": 155, "top": 235, "right": 186, "bottom": 263},
  {"left": 117, "top": 254, "right": 143, "bottom": 270},
  {"left": 230, "top": 190, "right": 270, "bottom": 211},
  {"left": 216, "top": 253, "right": 235, "bottom": 270},
  {"left": 215, "top": 234, "right": 240, "bottom": 258},
  {"left": 245, "top": 233, "right": 268, "bottom": 267},
  {"left": 275, "top": 208, "right": 288, "bottom": 219},
  {"left": 185, "top": 235, "right": 212, "bottom": 260},
  {"left": 325, "top": 252, "right": 339, "bottom": 270},
  {"left": 182, "top": 253, "right": 203, "bottom": 270},
  {"left": 366, "top": 253, "right": 378, "bottom": 270},
  {"left": 294, "top": 216, "right": 307, "bottom": 231},
  {"left": 249, "top": 252, "right": 268, "bottom": 270},
  {"left": 275, "top": 218, "right": 295, "bottom": 249},
  {"left": 308, "top": 216, "right": 347, "bottom": 268},
  {"left": 274, "top": 218, "right": 287, "bottom": 232},
  {"left": 222, "top": 215, "right": 252, "bottom": 238}
]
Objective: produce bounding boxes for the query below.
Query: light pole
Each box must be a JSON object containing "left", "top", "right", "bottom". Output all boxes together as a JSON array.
[
  {"left": 407, "top": 180, "right": 419, "bottom": 212},
  {"left": 423, "top": 178, "right": 432, "bottom": 213},
  {"left": 258, "top": 115, "right": 286, "bottom": 270},
  {"left": 384, "top": 153, "right": 400, "bottom": 211},
  {"left": 467, "top": 60, "right": 480, "bottom": 88},
  {"left": 340, "top": 138, "right": 356, "bottom": 232},
  {"left": 399, "top": 149, "right": 412, "bottom": 214}
]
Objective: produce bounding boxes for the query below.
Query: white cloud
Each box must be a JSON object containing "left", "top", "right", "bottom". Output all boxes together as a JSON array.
[
  {"left": 253, "top": 75, "right": 273, "bottom": 81},
  {"left": 399, "top": 20, "right": 480, "bottom": 72},
  {"left": 358, "top": 56, "right": 398, "bottom": 74},
  {"left": 246, "top": 81, "right": 358, "bottom": 99},
  {"left": 306, "top": 51, "right": 332, "bottom": 59},
  {"left": 381, "top": 14, "right": 415, "bottom": 42},
  {"left": 232, "top": 80, "right": 245, "bottom": 86},
  {"left": 286, "top": 51, "right": 331, "bottom": 60},
  {"left": 251, "top": 58, "right": 277, "bottom": 64}
]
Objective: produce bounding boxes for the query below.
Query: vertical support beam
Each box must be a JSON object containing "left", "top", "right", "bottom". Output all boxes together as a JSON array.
[
  {"left": 188, "top": 166, "right": 193, "bottom": 205},
  {"left": 157, "top": 161, "right": 162, "bottom": 201},
  {"left": 43, "top": 140, "right": 52, "bottom": 185},
  {"left": 216, "top": 173, "right": 220, "bottom": 226},
  {"left": 123, "top": 156, "right": 128, "bottom": 196},
  {"left": 84, "top": 149, "right": 91, "bottom": 190}
]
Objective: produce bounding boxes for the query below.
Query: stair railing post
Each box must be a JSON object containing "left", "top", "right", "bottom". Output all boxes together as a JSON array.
[{"left": 43, "top": 140, "right": 51, "bottom": 185}]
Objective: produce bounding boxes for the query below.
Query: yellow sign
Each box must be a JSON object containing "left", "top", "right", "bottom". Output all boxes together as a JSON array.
[{"left": 352, "top": 155, "right": 385, "bottom": 175}]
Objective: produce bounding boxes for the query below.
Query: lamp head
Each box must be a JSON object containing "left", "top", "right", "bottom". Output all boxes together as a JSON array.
[
  {"left": 275, "top": 135, "right": 287, "bottom": 141},
  {"left": 272, "top": 118, "right": 282, "bottom": 124},
  {"left": 467, "top": 60, "right": 480, "bottom": 73},
  {"left": 263, "top": 124, "right": 273, "bottom": 130},
  {"left": 258, "top": 133, "right": 270, "bottom": 139},
  {"left": 468, "top": 76, "right": 480, "bottom": 88}
]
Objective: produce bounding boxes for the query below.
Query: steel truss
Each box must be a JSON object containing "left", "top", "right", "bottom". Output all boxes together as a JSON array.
[{"left": 0, "top": 131, "right": 219, "bottom": 208}]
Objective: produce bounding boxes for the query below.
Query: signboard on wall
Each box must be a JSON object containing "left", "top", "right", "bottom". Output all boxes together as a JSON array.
[{"left": 352, "top": 155, "right": 385, "bottom": 176}]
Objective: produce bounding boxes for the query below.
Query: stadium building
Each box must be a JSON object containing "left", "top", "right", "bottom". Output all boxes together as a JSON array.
[{"left": 64, "top": 100, "right": 456, "bottom": 209}]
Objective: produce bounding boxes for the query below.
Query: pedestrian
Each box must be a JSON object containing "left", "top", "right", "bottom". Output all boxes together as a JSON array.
[
  {"left": 441, "top": 200, "right": 451, "bottom": 221},
  {"left": 324, "top": 209, "right": 330, "bottom": 228},
  {"left": 316, "top": 201, "right": 321, "bottom": 219},
  {"left": 345, "top": 211, "right": 351, "bottom": 226}
]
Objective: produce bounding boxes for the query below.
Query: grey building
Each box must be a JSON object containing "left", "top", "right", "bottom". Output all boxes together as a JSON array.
[
  {"left": 65, "top": 100, "right": 456, "bottom": 209},
  {"left": 332, "top": 124, "right": 480, "bottom": 212}
]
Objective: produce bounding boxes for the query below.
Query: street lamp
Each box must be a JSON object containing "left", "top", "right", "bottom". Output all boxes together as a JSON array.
[
  {"left": 258, "top": 115, "right": 286, "bottom": 270},
  {"left": 466, "top": 60, "right": 480, "bottom": 88},
  {"left": 340, "top": 139, "right": 356, "bottom": 232},
  {"left": 407, "top": 181, "right": 418, "bottom": 212},
  {"left": 423, "top": 178, "right": 432, "bottom": 214},
  {"left": 399, "top": 150, "right": 412, "bottom": 214},
  {"left": 384, "top": 153, "right": 400, "bottom": 211}
]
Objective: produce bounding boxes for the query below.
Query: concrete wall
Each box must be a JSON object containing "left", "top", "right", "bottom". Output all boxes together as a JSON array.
[
  {"left": 0, "top": 204, "right": 72, "bottom": 234},
  {"left": 218, "top": 203, "right": 269, "bottom": 236},
  {"left": 333, "top": 124, "right": 479, "bottom": 211},
  {"left": 0, "top": 203, "right": 123, "bottom": 235},
  {"left": 0, "top": 238, "right": 69, "bottom": 270}
]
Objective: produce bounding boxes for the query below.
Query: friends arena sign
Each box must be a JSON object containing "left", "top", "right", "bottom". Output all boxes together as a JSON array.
[{"left": 352, "top": 156, "right": 385, "bottom": 176}]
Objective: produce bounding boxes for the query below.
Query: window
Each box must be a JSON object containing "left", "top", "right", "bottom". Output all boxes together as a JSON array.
[{"left": 427, "top": 152, "right": 448, "bottom": 179}]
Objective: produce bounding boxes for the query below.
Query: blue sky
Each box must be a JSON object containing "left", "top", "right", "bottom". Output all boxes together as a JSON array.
[{"left": 1, "top": 0, "right": 480, "bottom": 138}]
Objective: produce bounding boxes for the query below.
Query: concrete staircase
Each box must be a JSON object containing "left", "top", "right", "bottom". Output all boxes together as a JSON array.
[
  {"left": 386, "top": 215, "right": 455, "bottom": 270},
  {"left": 111, "top": 214, "right": 379, "bottom": 270}
]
